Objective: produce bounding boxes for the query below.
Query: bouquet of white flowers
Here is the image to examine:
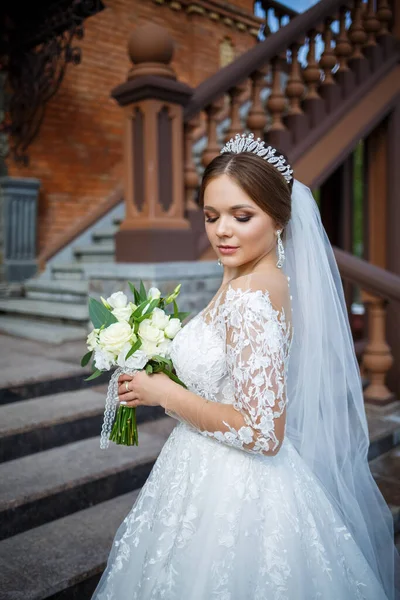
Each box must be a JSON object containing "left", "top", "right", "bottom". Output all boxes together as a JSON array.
[{"left": 81, "top": 281, "right": 189, "bottom": 448}]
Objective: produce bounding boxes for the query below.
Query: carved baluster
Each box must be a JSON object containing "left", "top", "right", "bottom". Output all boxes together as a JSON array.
[
  {"left": 184, "top": 117, "right": 200, "bottom": 212},
  {"left": 202, "top": 98, "right": 224, "bottom": 167},
  {"left": 363, "top": 0, "right": 383, "bottom": 68},
  {"left": 348, "top": 0, "right": 369, "bottom": 81},
  {"left": 362, "top": 292, "right": 395, "bottom": 404},
  {"left": 246, "top": 68, "right": 268, "bottom": 139},
  {"left": 320, "top": 18, "right": 336, "bottom": 86},
  {"left": 376, "top": 0, "right": 395, "bottom": 56},
  {"left": 284, "top": 41, "right": 307, "bottom": 142},
  {"left": 266, "top": 56, "right": 290, "bottom": 152},
  {"left": 224, "top": 82, "right": 247, "bottom": 143},
  {"left": 377, "top": 0, "right": 392, "bottom": 37},
  {"left": 335, "top": 6, "right": 354, "bottom": 96},
  {"left": 302, "top": 29, "right": 324, "bottom": 128},
  {"left": 319, "top": 17, "right": 341, "bottom": 112},
  {"left": 364, "top": 0, "right": 380, "bottom": 47}
]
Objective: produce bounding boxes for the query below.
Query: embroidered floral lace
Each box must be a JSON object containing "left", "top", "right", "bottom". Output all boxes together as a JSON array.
[{"left": 164, "top": 274, "right": 293, "bottom": 456}]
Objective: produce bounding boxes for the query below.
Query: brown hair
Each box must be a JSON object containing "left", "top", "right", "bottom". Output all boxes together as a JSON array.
[{"left": 199, "top": 151, "right": 293, "bottom": 229}]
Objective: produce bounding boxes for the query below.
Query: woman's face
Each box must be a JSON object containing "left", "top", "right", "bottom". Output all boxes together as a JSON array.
[{"left": 203, "top": 174, "right": 277, "bottom": 269}]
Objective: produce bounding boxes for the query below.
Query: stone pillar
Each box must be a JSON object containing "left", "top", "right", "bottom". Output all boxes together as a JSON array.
[
  {"left": 112, "top": 24, "right": 195, "bottom": 263},
  {"left": 0, "top": 177, "right": 40, "bottom": 282}
]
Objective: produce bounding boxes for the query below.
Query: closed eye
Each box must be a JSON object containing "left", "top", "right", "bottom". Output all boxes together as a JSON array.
[{"left": 205, "top": 216, "right": 252, "bottom": 223}]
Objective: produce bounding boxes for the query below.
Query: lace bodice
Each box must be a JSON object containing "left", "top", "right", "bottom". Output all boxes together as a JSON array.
[{"left": 168, "top": 276, "right": 293, "bottom": 456}]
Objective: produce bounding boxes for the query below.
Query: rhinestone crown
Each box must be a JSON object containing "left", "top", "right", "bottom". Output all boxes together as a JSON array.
[{"left": 220, "top": 133, "right": 293, "bottom": 184}]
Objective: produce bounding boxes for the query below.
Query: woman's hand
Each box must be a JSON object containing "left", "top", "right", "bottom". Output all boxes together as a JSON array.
[{"left": 117, "top": 371, "right": 176, "bottom": 409}]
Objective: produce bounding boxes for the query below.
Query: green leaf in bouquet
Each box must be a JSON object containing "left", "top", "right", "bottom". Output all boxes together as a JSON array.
[
  {"left": 132, "top": 298, "right": 151, "bottom": 319},
  {"left": 84, "top": 368, "right": 103, "bottom": 381},
  {"left": 125, "top": 337, "right": 143, "bottom": 360},
  {"left": 128, "top": 282, "right": 140, "bottom": 305},
  {"left": 81, "top": 350, "right": 93, "bottom": 367},
  {"left": 145, "top": 364, "right": 153, "bottom": 374},
  {"left": 140, "top": 280, "right": 147, "bottom": 301},
  {"left": 173, "top": 299, "right": 179, "bottom": 318},
  {"left": 136, "top": 298, "right": 160, "bottom": 322},
  {"left": 88, "top": 298, "right": 118, "bottom": 329},
  {"left": 151, "top": 355, "right": 173, "bottom": 370}
]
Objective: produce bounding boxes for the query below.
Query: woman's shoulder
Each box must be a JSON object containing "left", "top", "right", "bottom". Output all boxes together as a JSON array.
[{"left": 225, "top": 269, "right": 290, "bottom": 304}]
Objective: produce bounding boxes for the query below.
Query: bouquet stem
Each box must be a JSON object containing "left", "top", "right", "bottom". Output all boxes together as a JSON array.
[{"left": 109, "top": 405, "right": 138, "bottom": 446}]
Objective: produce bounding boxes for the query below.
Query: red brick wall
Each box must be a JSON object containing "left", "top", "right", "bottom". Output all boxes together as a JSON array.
[{"left": 6, "top": 0, "right": 258, "bottom": 255}]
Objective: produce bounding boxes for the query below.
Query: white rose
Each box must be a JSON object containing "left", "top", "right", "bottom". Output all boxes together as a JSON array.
[
  {"left": 112, "top": 305, "right": 132, "bottom": 322},
  {"left": 138, "top": 320, "right": 165, "bottom": 345},
  {"left": 98, "top": 321, "right": 134, "bottom": 355},
  {"left": 107, "top": 291, "right": 128, "bottom": 309},
  {"left": 141, "top": 339, "right": 160, "bottom": 358},
  {"left": 117, "top": 343, "right": 148, "bottom": 370},
  {"left": 157, "top": 339, "right": 172, "bottom": 358},
  {"left": 164, "top": 318, "right": 182, "bottom": 339},
  {"left": 148, "top": 287, "right": 161, "bottom": 300},
  {"left": 94, "top": 347, "right": 115, "bottom": 371},
  {"left": 87, "top": 328, "right": 100, "bottom": 351},
  {"left": 151, "top": 307, "right": 170, "bottom": 330}
]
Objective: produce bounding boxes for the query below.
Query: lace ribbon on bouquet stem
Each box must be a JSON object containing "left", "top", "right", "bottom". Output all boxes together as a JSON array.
[{"left": 100, "top": 366, "right": 139, "bottom": 449}]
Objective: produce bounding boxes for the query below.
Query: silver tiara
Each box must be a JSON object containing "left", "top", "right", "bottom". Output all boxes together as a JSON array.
[{"left": 220, "top": 133, "right": 293, "bottom": 184}]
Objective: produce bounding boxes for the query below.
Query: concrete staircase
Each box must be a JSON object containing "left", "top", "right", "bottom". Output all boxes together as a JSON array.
[
  {"left": 0, "top": 332, "right": 399, "bottom": 599},
  {"left": 0, "top": 215, "right": 122, "bottom": 344},
  {"left": 0, "top": 335, "right": 175, "bottom": 599}
]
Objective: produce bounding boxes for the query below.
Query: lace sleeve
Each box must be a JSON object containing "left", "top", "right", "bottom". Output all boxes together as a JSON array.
[{"left": 164, "top": 287, "right": 292, "bottom": 457}]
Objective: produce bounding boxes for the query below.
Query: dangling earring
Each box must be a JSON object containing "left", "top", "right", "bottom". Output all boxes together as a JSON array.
[
  {"left": 276, "top": 229, "right": 285, "bottom": 269},
  {"left": 217, "top": 259, "right": 222, "bottom": 266}
]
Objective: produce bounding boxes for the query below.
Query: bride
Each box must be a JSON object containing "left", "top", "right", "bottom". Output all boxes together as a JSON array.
[{"left": 92, "top": 133, "right": 399, "bottom": 599}]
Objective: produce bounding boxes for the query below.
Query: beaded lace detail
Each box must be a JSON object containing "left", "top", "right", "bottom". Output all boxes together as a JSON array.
[{"left": 166, "top": 278, "right": 293, "bottom": 454}]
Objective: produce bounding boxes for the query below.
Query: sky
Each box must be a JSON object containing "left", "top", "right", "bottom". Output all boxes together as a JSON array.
[
  {"left": 254, "top": 0, "right": 326, "bottom": 56},
  {"left": 254, "top": 0, "right": 320, "bottom": 26},
  {"left": 262, "top": 0, "right": 320, "bottom": 11}
]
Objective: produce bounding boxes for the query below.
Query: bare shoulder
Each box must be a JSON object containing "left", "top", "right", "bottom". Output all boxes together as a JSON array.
[
  {"left": 226, "top": 270, "right": 290, "bottom": 313},
  {"left": 228, "top": 269, "right": 288, "bottom": 294}
]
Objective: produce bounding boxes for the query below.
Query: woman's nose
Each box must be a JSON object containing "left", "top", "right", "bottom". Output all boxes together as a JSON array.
[{"left": 216, "top": 217, "right": 232, "bottom": 238}]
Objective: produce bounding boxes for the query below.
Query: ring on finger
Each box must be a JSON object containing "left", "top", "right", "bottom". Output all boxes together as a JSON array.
[{"left": 125, "top": 381, "right": 130, "bottom": 392}]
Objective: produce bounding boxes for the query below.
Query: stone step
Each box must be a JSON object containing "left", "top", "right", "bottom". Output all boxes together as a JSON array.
[
  {"left": 0, "top": 387, "right": 105, "bottom": 462},
  {"left": 73, "top": 243, "right": 115, "bottom": 263},
  {"left": 92, "top": 227, "right": 118, "bottom": 245},
  {"left": 0, "top": 298, "right": 89, "bottom": 325},
  {"left": 0, "top": 356, "right": 109, "bottom": 406},
  {"left": 51, "top": 263, "right": 85, "bottom": 280},
  {"left": 0, "top": 417, "right": 175, "bottom": 540},
  {"left": 0, "top": 386, "right": 165, "bottom": 462},
  {"left": 25, "top": 279, "right": 88, "bottom": 303},
  {"left": 0, "top": 316, "right": 88, "bottom": 344},
  {"left": 0, "top": 490, "right": 138, "bottom": 600}
]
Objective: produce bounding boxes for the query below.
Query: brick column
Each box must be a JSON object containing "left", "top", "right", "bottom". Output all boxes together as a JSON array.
[{"left": 112, "top": 24, "right": 195, "bottom": 263}]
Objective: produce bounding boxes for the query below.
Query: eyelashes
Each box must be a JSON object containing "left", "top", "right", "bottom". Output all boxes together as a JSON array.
[{"left": 205, "top": 216, "right": 251, "bottom": 223}]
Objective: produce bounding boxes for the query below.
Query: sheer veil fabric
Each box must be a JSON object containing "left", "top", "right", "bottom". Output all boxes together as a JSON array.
[{"left": 284, "top": 179, "right": 400, "bottom": 599}]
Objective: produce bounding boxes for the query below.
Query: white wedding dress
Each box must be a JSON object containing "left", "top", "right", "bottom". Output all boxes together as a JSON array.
[{"left": 92, "top": 279, "right": 388, "bottom": 600}]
